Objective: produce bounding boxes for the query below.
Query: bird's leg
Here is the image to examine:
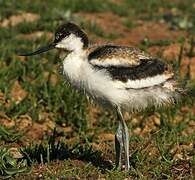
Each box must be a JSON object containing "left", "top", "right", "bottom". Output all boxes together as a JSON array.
[
  {"left": 115, "top": 120, "right": 123, "bottom": 170},
  {"left": 117, "top": 107, "right": 130, "bottom": 171}
]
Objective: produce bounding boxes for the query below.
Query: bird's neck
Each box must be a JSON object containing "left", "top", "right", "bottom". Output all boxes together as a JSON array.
[
  {"left": 56, "top": 34, "right": 88, "bottom": 53},
  {"left": 67, "top": 38, "right": 84, "bottom": 53}
]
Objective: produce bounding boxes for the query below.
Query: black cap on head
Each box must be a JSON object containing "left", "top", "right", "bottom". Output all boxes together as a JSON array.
[{"left": 54, "top": 22, "right": 89, "bottom": 48}]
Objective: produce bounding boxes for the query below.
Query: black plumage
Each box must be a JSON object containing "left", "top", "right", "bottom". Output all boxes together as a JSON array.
[
  {"left": 92, "top": 59, "right": 167, "bottom": 82},
  {"left": 54, "top": 22, "right": 89, "bottom": 48}
]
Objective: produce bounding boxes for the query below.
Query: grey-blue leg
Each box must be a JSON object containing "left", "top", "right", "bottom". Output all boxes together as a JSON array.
[
  {"left": 117, "top": 107, "right": 130, "bottom": 171},
  {"left": 115, "top": 121, "right": 123, "bottom": 169}
]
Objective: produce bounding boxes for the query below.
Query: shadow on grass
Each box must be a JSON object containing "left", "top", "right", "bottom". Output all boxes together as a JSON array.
[{"left": 20, "top": 129, "right": 113, "bottom": 172}]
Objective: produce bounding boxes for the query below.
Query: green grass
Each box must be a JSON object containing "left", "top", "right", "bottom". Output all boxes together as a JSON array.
[
  {"left": 0, "top": 148, "right": 30, "bottom": 178},
  {"left": 0, "top": 125, "right": 22, "bottom": 142},
  {"left": 0, "top": 0, "right": 195, "bottom": 179}
]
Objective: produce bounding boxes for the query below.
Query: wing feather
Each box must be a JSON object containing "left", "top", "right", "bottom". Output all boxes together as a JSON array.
[
  {"left": 88, "top": 45, "right": 174, "bottom": 89},
  {"left": 88, "top": 45, "right": 151, "bottom": 67}
]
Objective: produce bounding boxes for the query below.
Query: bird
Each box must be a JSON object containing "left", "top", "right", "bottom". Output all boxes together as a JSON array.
[{"left": 20, "top": 22, "right": 183, "bottom": 171}]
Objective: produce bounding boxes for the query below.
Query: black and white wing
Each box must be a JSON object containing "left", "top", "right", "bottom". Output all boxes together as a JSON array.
[{"left": 88, "top": 45, "right": 174, "bottom": 89}]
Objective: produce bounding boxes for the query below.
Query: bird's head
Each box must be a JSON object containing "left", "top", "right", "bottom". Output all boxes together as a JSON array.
[{"left": 20, "top": 22, "right": 88, "bottom": 56}]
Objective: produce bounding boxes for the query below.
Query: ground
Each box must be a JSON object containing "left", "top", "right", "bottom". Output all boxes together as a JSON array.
[{"left": 0, "top": 0, "right": 195, "bottom": 179}]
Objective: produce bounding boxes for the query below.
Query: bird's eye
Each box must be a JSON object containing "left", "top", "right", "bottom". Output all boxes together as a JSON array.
[
  {"left": 55, "top": 32, "right": 63, "bottom": 40},
  {"left": 55, "top": 34, "right": 60, "bottom": 40}
]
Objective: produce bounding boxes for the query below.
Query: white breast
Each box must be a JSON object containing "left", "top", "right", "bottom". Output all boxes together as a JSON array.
[
  {"left": 62, "top": 51, "right": 84, "bottom": 85},
  {"left": 62, "top": 52, "right": 130, "bottom": 106}
]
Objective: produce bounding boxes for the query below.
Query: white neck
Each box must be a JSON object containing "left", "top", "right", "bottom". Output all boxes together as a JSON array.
[{"left": 56, "top": 34, "right": 84, "bottom": 53}]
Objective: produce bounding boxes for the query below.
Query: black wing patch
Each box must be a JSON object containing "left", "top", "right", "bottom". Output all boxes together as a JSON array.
[{"left": 93, "top": 59, "right": 167, "bottom": 82}]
